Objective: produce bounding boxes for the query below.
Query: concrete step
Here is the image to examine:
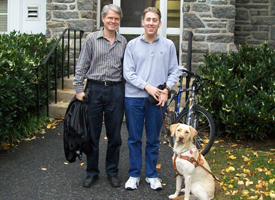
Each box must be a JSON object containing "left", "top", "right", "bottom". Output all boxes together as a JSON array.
[
  {"left": 49, "top": 102, "right": 69, "bottom": 119},
  {"left": 53, "top": 89, "right": 75, "bottom": 102},
  {"left": 57, "top": 75, "right": 86, "bottom": 90}
]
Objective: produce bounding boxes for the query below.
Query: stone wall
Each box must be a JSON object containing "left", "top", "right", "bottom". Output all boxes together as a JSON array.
[
  {"left": 235, "top": 0, "right": 275, "bottom": 49},
  {"left": 181, "top": 0, "right": 237, "bottom": 71},
  {"left": 45, "top": 0, "right": 275, "bottom": 71},
  {"left": 46, "top": 0, "right": 97, "bottom": 38}
]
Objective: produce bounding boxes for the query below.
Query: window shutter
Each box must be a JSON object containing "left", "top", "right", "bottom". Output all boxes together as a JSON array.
[{"left": 0, "top": 0, "right": 7, "bottom": 32}]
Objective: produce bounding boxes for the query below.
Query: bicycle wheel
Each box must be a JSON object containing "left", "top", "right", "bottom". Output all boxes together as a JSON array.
[{"left": 174, "top": 105, "right": 215, "bottom": 156}]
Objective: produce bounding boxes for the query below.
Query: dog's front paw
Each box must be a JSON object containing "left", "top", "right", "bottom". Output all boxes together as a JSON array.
[
  {"left": 180, "top": 188, "right": 185, "bottom": 193},
  {"left": 169, "top": 194, "right": 178, "bottom": 199}
]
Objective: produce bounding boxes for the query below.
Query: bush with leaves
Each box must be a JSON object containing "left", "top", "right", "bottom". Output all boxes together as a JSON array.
[
  {"left": 0, "top": 31, "right": 63, "bottom": 146},
  {"left": 198, "top": 43, "right": 275, "bottom": 140}
]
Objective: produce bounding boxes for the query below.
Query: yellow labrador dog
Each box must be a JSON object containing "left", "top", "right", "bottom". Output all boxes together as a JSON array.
[{"left": 169, "top": 123, "right": 215, "bottom": 200}]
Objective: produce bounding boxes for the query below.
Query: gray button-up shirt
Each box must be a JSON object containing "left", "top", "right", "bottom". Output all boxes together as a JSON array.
[{"left": 73, "top": 29, "right": 127, "bottom": 93}]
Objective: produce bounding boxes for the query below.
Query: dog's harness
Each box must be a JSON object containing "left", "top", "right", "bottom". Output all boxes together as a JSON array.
[{"left": 173, "top": 150, "right": 221, "bottom": 182}]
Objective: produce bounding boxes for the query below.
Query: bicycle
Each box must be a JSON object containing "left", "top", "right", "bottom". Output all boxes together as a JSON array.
[{"left": 164, "top": 67, "right": 215, "bottom": 156}]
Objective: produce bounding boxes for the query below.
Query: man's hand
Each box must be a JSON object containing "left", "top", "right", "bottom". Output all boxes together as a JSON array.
[
  {"left": 144, "top": 84, "right": 162, "bottom": 102},
  {"left": 76, "top": 92, "right": 85, "bottom": 101},
  {"left": 157, "top": 88, "right": 169, "bottom": 107}
]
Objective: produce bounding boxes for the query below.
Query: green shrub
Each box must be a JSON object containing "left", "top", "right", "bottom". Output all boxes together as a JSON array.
[
  {"left": 198, "top": 43, "right": 275, "bottom": 140},
  {"left": 0, "top": 31, "right": 63, "bottom": 146}
]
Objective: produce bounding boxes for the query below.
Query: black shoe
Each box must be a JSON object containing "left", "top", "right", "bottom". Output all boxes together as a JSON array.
[
  {"left": 83, "top": 175, "right": 99, "bottom": 188},
  {"left": 108, "top": 175, "right": 121, "bottom": 188}
]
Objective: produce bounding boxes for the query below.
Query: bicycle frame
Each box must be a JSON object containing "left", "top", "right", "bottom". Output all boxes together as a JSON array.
[{"left": 165, "top": 75, "right": 200, "bottom": 129}]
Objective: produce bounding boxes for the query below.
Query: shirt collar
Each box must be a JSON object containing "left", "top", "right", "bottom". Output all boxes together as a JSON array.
[
  {"left": 97, "top": 28, "right": 122, "bottom": 43},
  {"left": 140, "top": 34, "right": 160, "bottom": 43}
]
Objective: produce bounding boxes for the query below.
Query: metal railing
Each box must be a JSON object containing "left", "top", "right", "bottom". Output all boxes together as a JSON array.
[{"left": 36, "top": 29, "right": 84, "bottom": 117}]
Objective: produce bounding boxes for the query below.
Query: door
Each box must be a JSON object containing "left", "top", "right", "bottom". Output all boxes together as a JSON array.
[{"left": 98, "top": 0, "right": 183, "bottom": 64}]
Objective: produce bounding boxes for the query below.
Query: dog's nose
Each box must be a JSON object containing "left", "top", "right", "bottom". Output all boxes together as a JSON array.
[{"left": 179, "top": 135, "right": 184, "bottom": 139}]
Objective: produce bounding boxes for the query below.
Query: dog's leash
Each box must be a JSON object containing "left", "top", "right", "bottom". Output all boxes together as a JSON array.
[{"left": 159, "top": 106, "right": 173, "bottom": 149}]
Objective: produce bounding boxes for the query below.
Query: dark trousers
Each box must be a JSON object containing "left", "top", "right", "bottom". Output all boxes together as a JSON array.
[{"left": 85, "top": 81, "right": 124, "bottom": 177}]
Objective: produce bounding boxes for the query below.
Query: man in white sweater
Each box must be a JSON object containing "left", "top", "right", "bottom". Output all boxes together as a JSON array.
[{"left": 123, "top": 7, "right": 179, "bottom": 191}]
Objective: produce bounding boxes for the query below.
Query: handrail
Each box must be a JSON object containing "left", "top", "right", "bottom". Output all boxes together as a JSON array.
[{"left": 36, "top": 28, "right": 84, "bottom": 117}]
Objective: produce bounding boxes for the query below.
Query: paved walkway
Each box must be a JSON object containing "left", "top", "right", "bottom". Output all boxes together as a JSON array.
[{"left": 0, "top": 121, "right": 194, "bottom": 200}]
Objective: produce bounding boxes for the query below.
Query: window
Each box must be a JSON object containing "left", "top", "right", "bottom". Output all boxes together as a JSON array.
[{"left": 0, "top": 0, "right": 7, "bottom": 32}]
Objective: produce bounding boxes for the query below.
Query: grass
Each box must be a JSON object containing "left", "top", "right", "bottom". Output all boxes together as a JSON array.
[{"left": 205, "top": 138, "right": 275, "bottom": 199}]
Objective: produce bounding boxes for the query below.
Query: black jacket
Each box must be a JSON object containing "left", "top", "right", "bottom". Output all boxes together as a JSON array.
[{"left": 63, "top": 89, "right": 92, "bottom": 163}]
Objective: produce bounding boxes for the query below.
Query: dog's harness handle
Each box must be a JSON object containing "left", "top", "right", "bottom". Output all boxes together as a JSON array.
[{"left": 173, "top": 153, "right": 221, "bottom": 182}]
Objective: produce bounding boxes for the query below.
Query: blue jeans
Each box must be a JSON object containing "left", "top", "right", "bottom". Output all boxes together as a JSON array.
[{"left": 124, "top": 97, "right": 166, "bottom": 178}]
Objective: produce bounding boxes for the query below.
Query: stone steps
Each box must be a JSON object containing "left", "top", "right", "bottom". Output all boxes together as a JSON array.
[{"left": 49, "top": 75, "right": 85, "bottom": 118}]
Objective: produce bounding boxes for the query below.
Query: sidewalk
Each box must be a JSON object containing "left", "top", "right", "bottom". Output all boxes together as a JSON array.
[{"left": 0, "top": 121, "right": 184, "bottom": 200}]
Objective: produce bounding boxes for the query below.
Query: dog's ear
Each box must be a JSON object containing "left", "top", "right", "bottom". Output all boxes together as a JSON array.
[
  {"left": 170, "top": 123, "right": 181, "bottom": 137},
  {"left": 189, "top": 126, "right": 198, "bottom": 142}
]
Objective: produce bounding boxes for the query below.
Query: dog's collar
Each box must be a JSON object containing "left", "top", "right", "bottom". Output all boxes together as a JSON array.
[{"left": 173, "top": 148, "right": 194, "bottom": 157}]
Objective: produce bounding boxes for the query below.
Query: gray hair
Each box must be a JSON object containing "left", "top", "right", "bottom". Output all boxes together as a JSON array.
[{"left": 101, "top": 4, "right": 123, "bottom": 19}]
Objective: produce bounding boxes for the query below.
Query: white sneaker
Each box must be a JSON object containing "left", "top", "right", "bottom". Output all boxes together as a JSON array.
[
  {"left": 125, "top": 176, "right": 140, "bottom": 190},
  {"left": 145, "top": 177, "right": 162, "bottom": 190}
]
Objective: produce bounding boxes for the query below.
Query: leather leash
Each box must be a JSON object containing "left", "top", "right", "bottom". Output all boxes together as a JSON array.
[{"left": 159, "top": 106, "right": 173, "bottom": 149}]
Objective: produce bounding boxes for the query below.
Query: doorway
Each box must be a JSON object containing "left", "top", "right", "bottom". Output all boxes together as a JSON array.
[{"left": 98, "top": 0, "right": 183, "bottom": 64}]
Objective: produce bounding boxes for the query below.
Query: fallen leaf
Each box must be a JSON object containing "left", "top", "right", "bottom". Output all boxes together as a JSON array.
[
  {"left": 228, "top": 155, "right": 237, "bottom": 160},
  {"left": 64, "top": 162, "right": 69, "bottom": 165},
  {"left": 25, "top": 136, "right": 36, "bottom": 141},
  {"left": 104, "top": 137, "right": 108, "bottom": 140},
  {"left": 226, "top": 166, "right": 235, "bottom": 172},
  {"left": 242, "top": 155, "right": 253, "bottom": 162},
  {"left": 253, "top": 151, "right": 259, "bottom": 158},
  {"left": 245, "top": 180, "right": 253, "bottom": 187},
  {"left": 238, "top": 181, "right": 244, "bottom": 185},
  {"left": 41, "top": 168, "right": 47, "bottom": 170},
  {"left": 40, "top": 129, "right": 46, "bottom": 134},
  {"left": 269, "top": 190, "right": 275, "bottom": 198},
  {"left": 241, "top": 190, "right": 250, "bottom": 197},
  {"left": 80, "top": 162, "right": 85, "bottom": 166},
  {"left": 156, "top": 164, "right": 162, "bottom": 169}
]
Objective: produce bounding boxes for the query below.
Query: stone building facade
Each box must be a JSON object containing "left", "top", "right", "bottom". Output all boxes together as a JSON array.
[{"left": 46, "top": 0, "right": 275, "bottom": 69}]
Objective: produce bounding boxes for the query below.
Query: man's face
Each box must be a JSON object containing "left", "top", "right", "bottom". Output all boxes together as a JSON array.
[
  {"left": 142, "top": 11, "right": 162, "bottom": 36},
  {"left": 102, "top": 9, "right": 121, "bottom": 32}
]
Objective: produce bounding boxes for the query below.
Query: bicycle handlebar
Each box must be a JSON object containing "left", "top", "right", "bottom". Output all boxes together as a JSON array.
[{"left": 178, "top": 66, "right": 215, "bottom": 89}]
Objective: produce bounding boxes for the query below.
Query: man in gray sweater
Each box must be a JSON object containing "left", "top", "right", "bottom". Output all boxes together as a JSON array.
[{"left": 123, "top": 7, "right": 179, "bottom": 191}]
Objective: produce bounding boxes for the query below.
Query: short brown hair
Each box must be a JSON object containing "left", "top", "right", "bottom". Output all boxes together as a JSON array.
[{"left": 143, "top": 7, "right": 161, "bottom": 20}]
